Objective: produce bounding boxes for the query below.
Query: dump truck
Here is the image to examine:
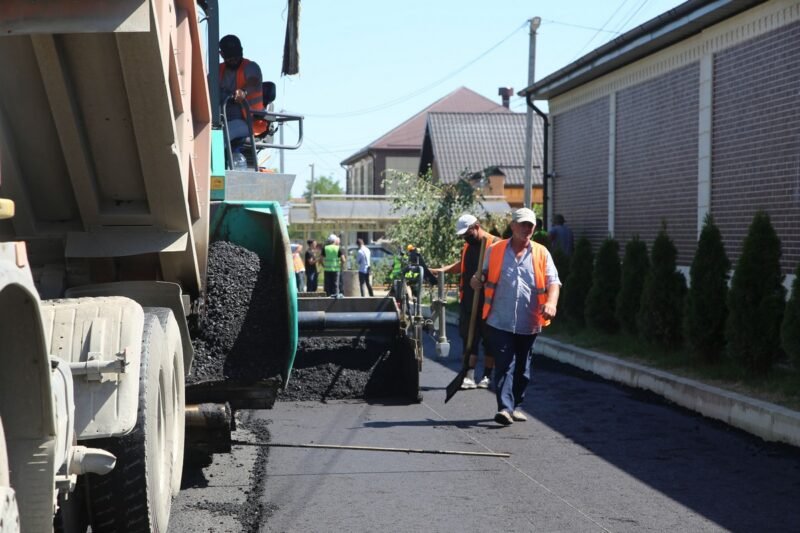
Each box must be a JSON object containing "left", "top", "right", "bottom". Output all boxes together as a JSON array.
[{"left": 0, "top": 1, "right": 441, "bottom": 531}]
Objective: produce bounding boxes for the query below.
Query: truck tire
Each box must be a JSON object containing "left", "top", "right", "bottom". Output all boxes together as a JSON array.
[
  {"left": 0, "top": 417, "right": 20, "bottom": 533},
  {"left": 144, "top": 307, "right": 186, "bottom": 496},
  {"left": 86, "top": 314, "right": 175, "bottom": 532}
]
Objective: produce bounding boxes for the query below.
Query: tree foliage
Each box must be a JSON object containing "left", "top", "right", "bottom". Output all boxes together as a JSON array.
[
  {"left": 615, "top": 236, "right": 649, "bottom": 335},
  {"left": 781, "top": 262, "right": 800, "bottom": 368},
  {"left": 561, "top": 237, "right": 594, "bottom": 326},
  {"left": 637, "top": 224, "right": 686, "bottom": 349},
  {"left": 383, "top": 170, "right": 506, "bottom": 268},
  {"left": 302, "top": 175, "right": 343, "bottom": 201},
  {"left": 684, "top": 214, "right": 730, "bottom": 362},
  {"left": 585, "top": 238, "right": 621, "bottom": 333},
  {"left": 726, "top": 211, "right": 785, "bottom": 374}
]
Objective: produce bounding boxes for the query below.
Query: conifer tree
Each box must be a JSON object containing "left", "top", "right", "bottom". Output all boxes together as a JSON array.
[
  {"left": 551, "top": 247, "right": 570, "bottom": 289},
  {"left": 781, "top": 263, "right": 800, "bottom": 368},
  {"left": 637, "top": 224, "right": 686, "bottom": 348},
  {"left": 684, "top": 214, "right": 730, "bottom": 362},
  {"left": 616, "top": 236, "right": 649, "bottom": 335},
  {"left": 585, "top": 238, "right": 621, "bottom": 332},
  {"left": 562, "top": 237, "right": 594, "bottom": 326},
  {"left": 726, "top": 211, "right": 785, "bottom": 374}
]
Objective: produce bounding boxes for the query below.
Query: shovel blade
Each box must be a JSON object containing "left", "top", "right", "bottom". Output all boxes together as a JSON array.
[{"left": 444, "top": 368, "right": 467, "bottom": 403}]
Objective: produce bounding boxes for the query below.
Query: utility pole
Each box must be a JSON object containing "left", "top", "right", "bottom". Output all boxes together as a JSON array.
[
  {"left": 279, "top": 110, "right": 285, "bottom": 173},
  {"left": 309, "top": 163, "right": 315, "bottom": 202},
  {"left": 523, "top": 16, "right": 541, "bottom": 209}
]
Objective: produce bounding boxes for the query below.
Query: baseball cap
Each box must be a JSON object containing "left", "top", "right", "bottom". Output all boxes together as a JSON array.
[
  {"left": 512, "top": 208, "right": 537, "bottom": 225},
  {"left": 455, "top": 214, "right": 478, "bottom": 236}
]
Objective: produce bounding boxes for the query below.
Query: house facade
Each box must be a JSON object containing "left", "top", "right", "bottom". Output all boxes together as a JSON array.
[
  {"left": 522, "top": 0, "right": 800, "bottom": 275},
  {"left": 418, "top": 111, "right": 544, "bottom": 209},
  {"left": 341, "top": 87, "right": 509, "bottom": 196}
]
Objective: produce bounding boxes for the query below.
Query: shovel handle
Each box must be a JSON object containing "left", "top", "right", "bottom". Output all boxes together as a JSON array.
[{"left": 463, "top": 236, "right": 489, "bottom": 362}]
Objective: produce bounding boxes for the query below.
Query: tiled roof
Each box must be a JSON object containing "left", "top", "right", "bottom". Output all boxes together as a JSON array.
[
  {"left": 425, "top": 112, "right": 543, "bottom": 186},
  {"left": 341, "top": 87, "right": 509, "bottom": 164}
]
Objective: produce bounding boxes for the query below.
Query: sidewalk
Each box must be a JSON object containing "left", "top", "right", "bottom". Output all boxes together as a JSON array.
[{"left": 444, "top": 311, "right": 800, "bottom": 448}]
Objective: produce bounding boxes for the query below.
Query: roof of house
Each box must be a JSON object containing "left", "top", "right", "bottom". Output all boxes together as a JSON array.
[
  {"left": 341, "top": 86, "right": 509, "bottom": 165},
  {"left": 422, "top": 112, "right": 543, "bottom": 187},
  {"left": 520, "top": 0, "right": 767, "bottom": 100}
]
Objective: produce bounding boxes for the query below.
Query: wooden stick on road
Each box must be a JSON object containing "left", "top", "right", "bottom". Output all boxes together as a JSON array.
[{"left": 232, "top": 440, "right": 510, "bottom": 458}]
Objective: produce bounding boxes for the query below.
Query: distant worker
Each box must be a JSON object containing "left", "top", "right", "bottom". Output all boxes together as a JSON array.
[
  {"left": 356, "top": 238, "right": 374, "bottom": 297},
  {"left": 471, "top": 208, "right": 561, "bottom": 426},
  {"left": 291, "top": 243, "right": 306, "bottom": 292},
  {"left": 219, "top": 34, "right": 266, "bottom": 143},
  {"left": 430, "top": 214, "right": 498, "bottom": 389},
  {"left": 322, "top": 234, "right": 345, "bottom": 296},
  {"left": 548, "top": 214, "right": 574, "bottom": 257},
  {"left": 305, "top": 239, "right": 319, "bottom": 292}
]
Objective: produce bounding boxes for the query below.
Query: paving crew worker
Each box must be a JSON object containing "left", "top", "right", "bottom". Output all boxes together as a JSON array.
[
  {"left": 291, "top": 243, "right": 305, "bottom": 293},
  {"left": 322, "top": 234, "right": 345, "bottom": 296},
  {"left": 470, "top": 208, "right": 561, "bottom": 426},
  {"left": 430, "top": 214, "right": 498, "bottom": 389},
  {"left": 219, "top": 34, "right": 266, "bottom": 143},
  {"left": 305, "top": 239, "right": 319, "bottom": 292},
  {"left": 356, "top": 238, "right": 374, "bottom": 297}
]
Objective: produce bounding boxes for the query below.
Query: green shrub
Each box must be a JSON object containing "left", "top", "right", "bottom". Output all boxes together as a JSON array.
[
  {"left": 616, "top": 236, "right": 649, "bottom": 335},
  {"left": 561, "top": 237, "right": 593, "bottom": 326},
  {"left": 637, "top": 224, "right": 686, "bottom": 348},
  {"left": 585, "top": 238, "right": 621, "bottom": 333},
  {"left": 551, "top": 247, "right": 571, "bottom": 288},
  {"left": 781, "top": 263, "right": 800, "bottom": 368},
  {"left": 726, "top": 211, "right": 785, "bottom": 374},
  {"left": 684, "top": 214, "right": 730, "bottom": 362}
]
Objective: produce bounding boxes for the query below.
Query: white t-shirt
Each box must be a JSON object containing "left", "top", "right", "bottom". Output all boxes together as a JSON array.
[{"left": 357, "top": 246, "right": 371, "bottom": 274}]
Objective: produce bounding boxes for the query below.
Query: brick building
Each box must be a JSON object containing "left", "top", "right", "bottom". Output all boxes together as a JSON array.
[{"left": 522, "top": 0, "right": 800, "bottom": 275}]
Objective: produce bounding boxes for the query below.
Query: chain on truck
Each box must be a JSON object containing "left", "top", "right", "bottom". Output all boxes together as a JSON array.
[{"left": 0, "top": 1, "right": 449, "bottom": 531}]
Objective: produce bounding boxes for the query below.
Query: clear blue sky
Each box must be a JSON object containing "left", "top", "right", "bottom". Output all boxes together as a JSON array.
[{"left": 215, "top": 0, "right": 685, "bottom": 197}]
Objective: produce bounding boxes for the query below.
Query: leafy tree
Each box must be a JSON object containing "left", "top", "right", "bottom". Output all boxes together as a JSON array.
[
  {"left": 781, "top": 262, "right": 800, "bottom": 368},
  {"left": 302, "top": 175, "right": 343, "bottom": 201},
  {"left": 684, "top": 214, "right": 730, "bottom": 362},
  {"left": 561, "top": 237, "right": 594, "bottom": 326},
  {"left": 383, "top": 169, "right": 505, "bottom": 268},
  {"left": 637, "top": 224, "right": 686, "bottom": 348},
  {"left": 551, "top": 247, "right": 570, "bottom": 290},
  {"left": 585, "top": 238, "right": 621, "bottom": 332},
  {"left": 615, "top": 236, "right": 649, "bottom": 335},
  {"left": 726, "top": 211, "right": 785, "bottom": 374}
]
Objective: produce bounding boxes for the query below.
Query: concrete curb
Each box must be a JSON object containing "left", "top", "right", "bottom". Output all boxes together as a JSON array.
[{"left": 444, "top": 311, "right": 800, "bottom": 448}]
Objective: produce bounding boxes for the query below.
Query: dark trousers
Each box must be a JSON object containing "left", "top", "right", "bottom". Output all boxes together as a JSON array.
[
  {"left": 359, "top": 270, "right": 374, "bottom": 296},
  {"left": 484, "top": 325, "right": 537, "bottom": 413},
  {"left": 324, "top": 270, "right": 340, "bottom": 296},
  {"left": 306, "top": 269, "right": 318, "bottom": 292}
]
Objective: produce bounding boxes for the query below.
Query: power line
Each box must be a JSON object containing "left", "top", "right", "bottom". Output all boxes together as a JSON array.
[
  {"left": 541, "top": 18, "right": 622, "bottom": 34},
  {"left": 570, "top": 0, "right": 634, "bottom": 61},
  {"left": 305, "top": 21, "right": 528, "bottom": 119},
  {"left": 611, "top": 0, "right": 651, "bottom": 36}
]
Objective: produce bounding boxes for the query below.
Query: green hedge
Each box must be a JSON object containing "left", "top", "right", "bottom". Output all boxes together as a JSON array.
[
  {"left": 585, "top": 238, "right": 621, "bottom": 333},
  {"left": 616, "top": 236, "right": 649, "bottom": 335}
]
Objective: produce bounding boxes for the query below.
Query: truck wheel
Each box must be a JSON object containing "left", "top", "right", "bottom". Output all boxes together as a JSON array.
[
  {"left": 144, "top": 307, "right": 186, "bottom": 496},
  {"left": 0, "top": 417, "right": 20, "bottom": 533},
  {"left": 86, "top": 314, "right": 174, "bottom": 532}
]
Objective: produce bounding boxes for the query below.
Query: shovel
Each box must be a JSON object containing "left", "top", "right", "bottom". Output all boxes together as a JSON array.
[{"left": 445, "top": 235, "right": 489, "bottom": 403}]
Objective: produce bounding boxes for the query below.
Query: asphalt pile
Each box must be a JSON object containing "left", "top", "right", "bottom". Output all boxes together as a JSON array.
[
  {"left": 279, "top": 336, "right": 414, "bottom": 402},
  {"left": 188, "top": 241, "right": 286, "bottom": 385}
]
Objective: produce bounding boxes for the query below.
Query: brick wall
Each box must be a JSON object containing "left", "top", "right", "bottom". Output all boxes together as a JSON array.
[
  {"left": 712, "top": 20, "right": 800, "bottom": 274},
  {"left": 552, "top": 97, "right": 610, "bottom": 246},
  {"left": 615, "top": 62, "right": 699, "bottom": 265}
]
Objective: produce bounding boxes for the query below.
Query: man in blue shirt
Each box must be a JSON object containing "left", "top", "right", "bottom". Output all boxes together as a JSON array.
[{"left": 471, "top": 208, "right": 561, "bottom": 426}]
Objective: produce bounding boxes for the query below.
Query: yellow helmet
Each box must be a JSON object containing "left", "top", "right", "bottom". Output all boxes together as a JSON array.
[{"left": 406, "top": 244, "right": 415, "bottom": 252}]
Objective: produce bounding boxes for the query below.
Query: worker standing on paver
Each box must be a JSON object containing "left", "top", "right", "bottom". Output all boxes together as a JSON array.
[
  {"left": 430, "top": 214, "right": 498, "bottom": 389},
  {"left": 218, "top": 35, "right": 265, "bottom": 143},
  {"left": 471, "top": 208, "right": 561, "bottom": 426}
]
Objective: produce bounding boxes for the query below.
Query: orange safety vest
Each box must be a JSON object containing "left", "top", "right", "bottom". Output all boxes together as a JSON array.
[
  {"left": 481, "top": 239, "right": 551, "bottom": 327},
  {"left": 459, "top": 233, "right": 498, "bottom": 302},
  {"left": 292, "top": 251, "right": 305, "bottom": 273},
  {"left": 219, "top": 58, "right": 267, "bottom": 136}
]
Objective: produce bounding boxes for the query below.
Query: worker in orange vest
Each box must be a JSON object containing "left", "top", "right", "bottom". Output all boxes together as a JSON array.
[
  {"left": 470, "top": 208, "right": 561, "bottom": 426},
  {"left": 430, "top": 214, "right": 498, "bottom": 390},
  {"left": 219, "top": 35, "right": 266, "bottom": 143},
  {"left": 291, "top": 243, "right": 306, "bottom": 293}
]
